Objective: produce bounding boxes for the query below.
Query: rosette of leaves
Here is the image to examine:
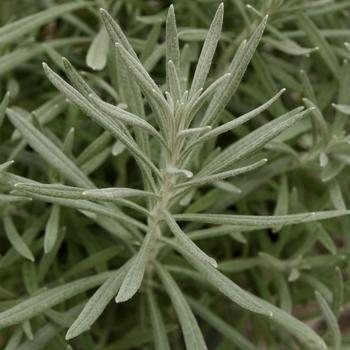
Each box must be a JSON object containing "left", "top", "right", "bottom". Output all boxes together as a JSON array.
[{"left": 0, "top": 3, "right": 349, "bottom": 350}]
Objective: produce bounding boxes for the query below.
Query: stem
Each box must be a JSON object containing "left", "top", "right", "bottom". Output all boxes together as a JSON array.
[{"left": 146, "top": 114, "right": 181, "bottom": 277}]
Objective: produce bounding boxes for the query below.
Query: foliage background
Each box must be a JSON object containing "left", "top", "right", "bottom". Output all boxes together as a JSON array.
[{"left": 0, "top": 0, "right": 350, "bottom": 349}]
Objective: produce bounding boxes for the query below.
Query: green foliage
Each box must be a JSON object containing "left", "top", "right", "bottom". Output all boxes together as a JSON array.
[{"left": 0, "top": 0, "right": 350, "bottom": 349}]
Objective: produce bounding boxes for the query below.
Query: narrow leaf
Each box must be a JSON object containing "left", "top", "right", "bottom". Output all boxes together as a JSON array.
[
  {"left": 116, "top": 232, "right": 156, "bottom": 302},
  {"left": 194, "top": 88, "right": 286, "bottom": 146},
  {"left": 315, "top": 291, "right": 341, "bottom": 350},
  {"left": 164, "top": 210, "right": 217, "bottom": 267},
  {"left": 165, "top": 239, "right": 327, "bottom": 350},
  {"left": 0, "top": 2, "right": 88, "bottom": 43},
  {"left": 174, "top": 210, "right": 350, "bottom": 230},
  {"left": 115, "top": 43, "right": 170, "bottom": 128},
  {"left": 82, "top": 187, "right": 157, "bottom": 200},
  {"left": 44, "top": 205, "right": 60, "bottom": 254},
  {"left": 6, "top": 108, "right": 93, "bottom": 188},
  {"left": 100, "top": 8, "right": 137, "bottom": 57},
  {"left": 66, "top": 263, "right": 129, "bottom": 339},
  {"left": 332, "top": 267, "right": 343, "bottom": 317},
  {"left": 190, "top": 3, "right": 224, "bottom": 96},
  {"left": 201, "top": 16, "right": 268, "bottom": 127},
  {"left": 298, "top": 12, "right": 340, "bottom": 77},
  {"left": 86, "top": 27, "right": 109, "bottom": 71},
  {"left": 188, "top": 297, "right": 257, "bottom": 350},
  {"left": 0, "top": 272, "right": 113, "bottom": 329},
  {"left": 0, "top": 92, "right": 10, "bottom": 128},
  {"left": 200, "top": 107, "right": 310, "bottom": 176},
  {"left": 147, "top": 288, "right": 171, "bottom": 350},
  {"left": 177, "top": 159, "right": 267, "bottom": 189},
  {"left": 166, "top": 5, "right": 180, "bottom": 69},
  {"left": 43, "top": 63, "right": 160, "bottom": 178},
  {"left": 3, "top": 215, "right": 34, "bottom": 262},
  {"left": 156, "top": 263, "right": 208, "bottom": 350}
]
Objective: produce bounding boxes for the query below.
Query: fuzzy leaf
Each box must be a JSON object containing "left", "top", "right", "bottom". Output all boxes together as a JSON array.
[
  {"left": 194, "top": 88, "right": 286, "bottom": 146},
  {"left": 43, "top": 63, "right": 160, "bottom": 178},
  {"left": 116, "top": 232, "right": 156, "bottom": 302},
  {"left": 14, "top": 182, "right": 147, "bottom": 232},
  {"left": 315, "top": 291, "right": 341, "bottom": 350},
  {"left": 0, "top": 2, "right": 88, "bottom": 43},
  {"left": 297, "top": 12, "right": 340, "bottom": 77},
  {"left": 86, "top": 27, "right": 109, "bottom": 71},
  {"left": 66, "top": 263, "right": 129, "bottom": 339},
  {"left": 332, "top": 103, "right": 350, "bottom": 115},
  {"left": 3, "top": 215, "right": 34, "bottom": 262},
  {"left": 177, "top": 159, "right": 267, "bottom": 189},
  {"left": 147, "top": 289, "right": 171, "bottom": 350},
  {"left": 100, "top": 8, "right": 137, "bottom": 58},
  {"left": 174, "top": 210, "right": 350, "bottom": 230},
  {"left": 0, "top": 272, "right": 113, "bottom": 329},
  {"left": 166, "top": 5, "right": 180, "bottom": 69},
  {"left": 200, "top": 107, "right": 310, "bottom": 176},
  {"left": 166, "top": 239, "right": 327, "bottom": 350},
  {"left": 6, "top": 108, "right": 93, "bottom": 188},
  {"left": 114, "top": 43, "right": 170, "bottom": 129},
  {"left": 156, "top": 263, "right": 208, "bottom": 350},
  {"left": 164, "top": 210, "right": 217, "bottom": 267},
  {"left": 190, "top": 3, "right": 223, "bottom": 96},
  {"left": 82, "top": 187, "right": 157, "bottom": 200},
  {"left": 201, "top": 16, "right": 268, "bottom": 127},
  {"left": 0, "top": 91, "right": 10, "bottom": 128},
  {"left": 44, "top": 205, "right": 60, "bottom": 254},
  {"left": 188, "top": 297, "right": 257, "bottom": 350}
]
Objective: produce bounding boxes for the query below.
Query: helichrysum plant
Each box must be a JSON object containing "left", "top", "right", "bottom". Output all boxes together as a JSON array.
[{"left": 0, "top": 0, "right": 350, "bottom": 349}]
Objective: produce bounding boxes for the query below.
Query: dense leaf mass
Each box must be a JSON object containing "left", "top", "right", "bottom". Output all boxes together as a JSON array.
[{"left": 0, "top": 1, "right": 350, "bottom": 349}]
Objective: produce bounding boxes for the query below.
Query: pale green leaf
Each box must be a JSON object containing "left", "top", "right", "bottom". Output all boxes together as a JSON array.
[
  {"left": 0, "top": 2, "right": 89, "bottom": 43},
  {"left": 3, "top": 215, "right": 34, "bottom": 262},
  {"left": 315, "top": 291, "right": 341, "bottom": 350},
  {"left": 297, "top": 12, "right": 340, "bottom": 77},
  {"left": 14, "top": 182, "right": 147, "bottom": 232},
  {"left": 116, "top": 232, "right": 156, "bottom": 302},
  {"left": 167, "top": 60, "right": 182, "bottom": 102},
  {"left": 82, "top": 187, "right": 157, "bottom": 200},
  {"left": 66, "top": 263, "right": 129, "bottom": 339},
  {"left": 200, "top": 16, "right": 268, "bottom": 127},
  {"left": 0, "top": 160, "right": 14, "bottom": 172},
  {"left": 44, "top": 205, "right": 60, "bottom": 254},
  {"left": 190, "top": 3, "right": 224, "bottom": 96},
  {"left": 332, "top": 267, "right": 343, "bottom": 318},
  {"left": 86, "top": 27, "right": 109, "bottom": 71},
  {"left": 174, "top": 210, "right": 350, "bottom": 230},
  {"left": 6, "top": 108, "right": 93, "bottom": 188},
  {"left": 114, "top": 43, "right": 171, "bottom": 129},
  {"left": 0, "top": 271, "right": 113, "bottom": 329},
  {"left": 64, "top": 247, "right": 123, "bottom": 278},
  {"left": 177, "top": 159, "right": 267, "bottom": 189},
  {"left": 164, "top": 210, "right": 217, "bottom": 267},
  {"left": 199, "top": 107, "right": 310, "bottom": 176},
  {"left": 100, "top": 8, "right": 137, "bottom": 58},
  {"left": 43, "top": 63, "right": 160, "bottom": 178},
  {"left": 156, "top": 263, "right": 208, "bottom": 350},
  {"left": 0, "top": 91, "right": 10, "bottom": 128},
  {"left": 194, "top": 88, "right": 286, "bottom": 146},
  {"left": 165, "top": 239, "right": 327, "bottom": 350},
  {"left": 147, "top": 288, "right": 171, "bottom": 350},
  {"left": 328, "top": 180, "right": 346, "bottom": 211},
  {"left": 188, "top": 297, "right": 257, "bottom": 350},
  {"left": 332, "top": 103, "right": 350, "bottom": 115},
  {"left": 166, "top": 5, "right": 180, "bottom": 70}
]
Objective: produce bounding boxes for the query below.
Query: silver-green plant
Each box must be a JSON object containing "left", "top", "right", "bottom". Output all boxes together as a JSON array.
[{"left": 0, "top": 2, "right": 349, "bottom": 350}]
